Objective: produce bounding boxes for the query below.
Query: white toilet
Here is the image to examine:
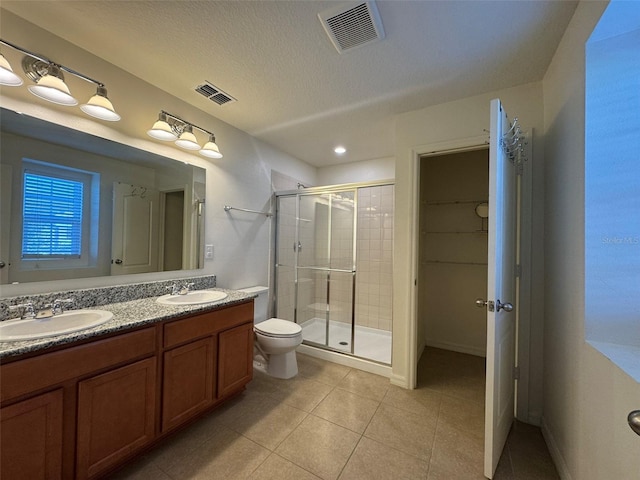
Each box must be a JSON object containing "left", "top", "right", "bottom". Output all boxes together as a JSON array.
[{"left": 239, "top": 286, "right": 303, "bottom": 379}]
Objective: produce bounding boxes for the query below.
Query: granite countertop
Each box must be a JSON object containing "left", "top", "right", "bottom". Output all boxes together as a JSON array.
[{"left": 0, "top": 288, "right": 256, "bottom": 360}]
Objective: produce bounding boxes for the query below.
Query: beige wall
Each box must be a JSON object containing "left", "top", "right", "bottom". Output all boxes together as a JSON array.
[
  {"left": 541, "top": 1, "right": 640, "bottom": 478},
  {"left": 393, "top": 81, "right": 545, "bottom": 422},
  {"left": 0, "top": 10, "right": 316, "bottom": 297},
  {"left": 419, "top": 150, "right": 489, "bottom": 357}
]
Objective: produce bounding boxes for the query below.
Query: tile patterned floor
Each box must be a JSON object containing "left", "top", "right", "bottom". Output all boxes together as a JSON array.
[{"left": 111, "top": 348, "right": 559, "bottom": 480}]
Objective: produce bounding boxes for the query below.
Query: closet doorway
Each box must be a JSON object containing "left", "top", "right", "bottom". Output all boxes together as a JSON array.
[{"left": 417, "top": 148, "right": 489, "bottom": 359}]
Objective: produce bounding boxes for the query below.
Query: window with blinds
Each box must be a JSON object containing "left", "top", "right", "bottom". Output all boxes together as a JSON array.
[{"left": 22, "top": 171, "right": 84, "bottom": 258}]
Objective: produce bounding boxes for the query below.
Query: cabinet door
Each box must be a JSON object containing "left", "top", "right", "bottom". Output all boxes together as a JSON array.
[
  {"left": 0, "top": 389, "right": 64, "bottom": 480},
  {"left": 76, "top": 357, "right": 156, "bottom": 480},
  {"left": 162, "top": 336, "right": 216, "bottom": 432},
  {"left": 218, "top": 322, "right": 254, "bottom": 398}
]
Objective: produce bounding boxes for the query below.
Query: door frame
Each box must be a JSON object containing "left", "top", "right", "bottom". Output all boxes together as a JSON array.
[{"left": 407, "top": 133, "right": 533, "bottom": 421}]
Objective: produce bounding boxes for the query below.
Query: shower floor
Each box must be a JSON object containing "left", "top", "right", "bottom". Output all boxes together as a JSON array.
[{"left": 299, "top": 317, "right": 391, "bottom": 365}]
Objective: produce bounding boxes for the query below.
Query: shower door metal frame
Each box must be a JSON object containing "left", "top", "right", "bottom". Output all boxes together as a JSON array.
[{"left": 274, "top": 179, "right": 394, "bottom": 361}]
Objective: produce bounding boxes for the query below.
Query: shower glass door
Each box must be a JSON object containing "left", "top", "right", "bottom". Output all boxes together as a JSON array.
[{"left": 276, "top": 190, "right": 356, "bottom": 354}]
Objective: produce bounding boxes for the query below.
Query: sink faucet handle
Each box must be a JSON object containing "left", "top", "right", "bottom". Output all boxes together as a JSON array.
[
  {"left": 53, "top": 298, "right": 75, "bottom": 314},
  {"left": 8, "top": 302, "right": 36, "bottom": 319},
  {"left": 168, "top": 283, "right": 180, "bottom": 295}
]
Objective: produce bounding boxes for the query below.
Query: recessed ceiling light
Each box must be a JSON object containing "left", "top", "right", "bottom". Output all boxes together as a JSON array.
[{"left": 334, "top": 146, "right": 346, "bottom": 154}]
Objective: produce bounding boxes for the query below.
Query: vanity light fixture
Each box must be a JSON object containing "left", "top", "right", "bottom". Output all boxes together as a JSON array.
[
  {"left": 0, "top": 38, "right": 121, "bottom": 121},
  {"left": 147, "top": 110, "right": 224, "bottom": 159},
  {"left": 0, "top": 53, "right": 23, "bottom": 86}
]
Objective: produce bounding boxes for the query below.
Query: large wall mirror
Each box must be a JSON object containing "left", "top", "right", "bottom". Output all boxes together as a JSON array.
[{"left": 0, "top": 108, "right": 206, "bottom": 285}]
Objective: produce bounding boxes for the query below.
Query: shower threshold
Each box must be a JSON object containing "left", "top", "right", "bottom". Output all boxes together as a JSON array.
[{"left": 299, "top": 317, "right": 391, "bottom": 365}]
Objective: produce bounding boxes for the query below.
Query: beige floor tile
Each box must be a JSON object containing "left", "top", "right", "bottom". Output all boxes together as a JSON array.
[
  {"left": 248, "top": 453, "right": 322, "bottom": 480},
  {"left": 109, "top": 455, "right": 172, "bottom": 480},
  {"left": 268, "top": 376, "right": 334, "bottom": 412},
  {"left": 339, "top": 437, "right": 429, "bottom": 480},
  {"left": 382, "top": 384, "right": 441, "bottom": 419},
  {"left": 276, "top": 414, "right": 360, "bottom": 480},
  {"left": 297, "top": 353, "right": 352, "bottom": 385},
  {"left": 312, "top": 387, "right": 380, "bottom": 433},
  {"left": 227, "top": 398, "right": 308, "bottom": 450},
  {"left": 506, "top": 422, "right": 560, "bottom": 479},
  {"left": 146, "top": 410, "right": 226, "bottom": 473},
  {"left": 162, "top": 426, "right": 270, "bottom": 479},
  {"left": 437, "top": 394, "right": 485, "bottom": 441},
  {"left": 428, "top": 418, "right": 484, "bottom": 479},
  {"left": 337, "top": 369, "right": 390, "bottom": 402},
  {"left": 364, "top": 404, "right": 437, "bottom": 461}
]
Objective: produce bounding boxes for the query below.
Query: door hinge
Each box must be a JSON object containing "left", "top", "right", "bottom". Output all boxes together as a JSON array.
[
  {"left": 513, "top": 366, "right": 520, "bottom": 381},
  {"left": 515, "top": 264, "right": 522, "bottom": 278}
]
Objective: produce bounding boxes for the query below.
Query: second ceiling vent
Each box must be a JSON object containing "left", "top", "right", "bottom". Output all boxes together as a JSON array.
[{"left": 318, "top": 1, "right": 385, "bottom": 54}]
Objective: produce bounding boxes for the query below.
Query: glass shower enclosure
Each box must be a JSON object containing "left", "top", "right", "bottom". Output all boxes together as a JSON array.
[{"left": 275, "top": 182, "right": 393, "bottom": 365}]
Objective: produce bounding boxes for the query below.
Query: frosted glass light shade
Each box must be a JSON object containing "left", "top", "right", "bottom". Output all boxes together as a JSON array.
[
  {"left": 175, "top": 125, "right": 200, "bottom": 150},
  {"left": 80, "top": 86, "right": 120, "bottom": 121},
  {"left": 0, "top": 54, "right": 23, "bottom": 86},
  {"left": 147, "top": 113, "right": 177, "bottom": 141},
  {"left": 199, "top": 135, "right": 223, "bottom": 158},
  {"left": 28, "top": 71, "right": 77, "bottom": 106}
]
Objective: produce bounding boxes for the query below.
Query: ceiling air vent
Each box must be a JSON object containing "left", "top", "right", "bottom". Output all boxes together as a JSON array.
[
  {"left": 194, "top": 81, "right": 237, "bottom": 106},
  {"left": 318, "top": 1, "right": 385, "bottom": 54}
]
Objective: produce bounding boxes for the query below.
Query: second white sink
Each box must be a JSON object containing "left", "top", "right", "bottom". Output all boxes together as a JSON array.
[{"left": 156, "top": 290, "right": 228, "bottom": 306}]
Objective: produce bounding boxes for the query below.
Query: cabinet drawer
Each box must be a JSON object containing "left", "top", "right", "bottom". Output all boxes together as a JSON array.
[
  {"left": 164, "top": 301, "right": 253, "bottom": 348},
  {"left": 0, "top": 327, "right": 156, "bottom": 403}
]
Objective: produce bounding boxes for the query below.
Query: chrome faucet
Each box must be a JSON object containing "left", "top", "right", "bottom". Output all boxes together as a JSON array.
[
  {"left": 35, "top": 298, "right": 75, "bottom": 319},
  {"left": 169, "top": 283, "right": 195, "bottom": 295}
]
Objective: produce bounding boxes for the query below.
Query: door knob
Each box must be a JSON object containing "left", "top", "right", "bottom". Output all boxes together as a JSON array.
[
  {"left": 114, "top": 259, "right": 123, "bottom": 264},
  {"left": 496, "top": 300, "right": 513, "bottom": 312},
  {"left": 629, "top": 410, "right": 640, "bottom": 436},
  {"left": 475, "top": 298, "right": 487, "bottom": 308},
  {"left": 0, "top": 261, "right": 5, "bottom": 269}
]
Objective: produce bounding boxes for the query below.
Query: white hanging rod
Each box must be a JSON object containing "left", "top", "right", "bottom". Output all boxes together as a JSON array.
[{"left": 223, "top": 205, "right": 273, "bottom": 217}]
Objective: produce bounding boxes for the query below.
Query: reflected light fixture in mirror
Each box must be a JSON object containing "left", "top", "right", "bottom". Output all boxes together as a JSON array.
[
  {"left": 147, "top": 110, "right": 223, "bottom": 159},
  {"left": 0, "top": 38, "right": 121, "bottom": 121}
]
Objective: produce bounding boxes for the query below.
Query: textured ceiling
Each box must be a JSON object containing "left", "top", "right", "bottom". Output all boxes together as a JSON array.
[{"left": 2, "top": 1, "right": 577, "bottom": 167}]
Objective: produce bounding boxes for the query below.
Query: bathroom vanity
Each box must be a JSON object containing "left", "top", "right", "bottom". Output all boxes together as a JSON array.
[{"left": 0, "top": 294, "right": 254, "bottom": 480}]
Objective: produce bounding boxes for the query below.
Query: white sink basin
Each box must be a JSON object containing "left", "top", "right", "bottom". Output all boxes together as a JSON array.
[
  {"left": 156, "top": 290, "right": 228, "bottom": 306},
  {"left": 0, "top": 309, "right": 114, "bottom": 342}
]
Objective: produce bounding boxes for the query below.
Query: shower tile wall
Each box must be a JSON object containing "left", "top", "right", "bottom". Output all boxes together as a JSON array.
[
  {"left": 276, "top": 186, "right": 394, "bottom": 334},
  {"left": 355, "top": 185, "right": 394, "bottom": 332}
]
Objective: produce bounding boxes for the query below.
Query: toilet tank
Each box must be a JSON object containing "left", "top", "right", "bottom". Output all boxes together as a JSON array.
[{"left": 238, "top": 286, "right": 269, "bottom": 323}]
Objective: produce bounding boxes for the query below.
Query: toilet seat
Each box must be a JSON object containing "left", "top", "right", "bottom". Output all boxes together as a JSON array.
[{"left": 254, "top": 318, "right": 302, "bottom": 338}]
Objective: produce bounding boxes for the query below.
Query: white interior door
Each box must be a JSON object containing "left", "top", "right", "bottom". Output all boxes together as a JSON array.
[
  {"left": 111, "top": 182, "right": 159, "bottom": 275},
  {"left": 484, "top": 98, "right": 517, "bottom": 478},
  {"left": 0, "top": 164, "right": 12, "bottom": 284}
]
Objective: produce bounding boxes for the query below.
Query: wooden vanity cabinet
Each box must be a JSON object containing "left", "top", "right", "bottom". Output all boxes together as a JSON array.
[
  {"left": 0, "top": 389, "right": 64, "bottom": 480},
  {"left": 0, "top": 299, "right": 254, "bottom": 480},
  {"left": 162, "top": 336, "right": 217, "bottom": 432},
  {"left": 76, "top": 357, "right": 157, "bottom": 479},
  {"left": 160, "top": 301, "right": 253, "bottom": 433},
  {"left": 218, "top": 322, "right": 254, "bottom": 397}
]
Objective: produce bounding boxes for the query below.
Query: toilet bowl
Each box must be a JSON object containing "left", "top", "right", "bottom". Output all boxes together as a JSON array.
[
  {"left": 238, "top": 286, "right": 303, "bottom": 379},
  {"left": 254, "top": 318, "right": 302, "bottom": 379}
]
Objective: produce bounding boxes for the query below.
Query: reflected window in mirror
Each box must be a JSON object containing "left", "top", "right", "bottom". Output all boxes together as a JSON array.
[{"left": 20, "top": 158, "right": 100, "bottom": 272}]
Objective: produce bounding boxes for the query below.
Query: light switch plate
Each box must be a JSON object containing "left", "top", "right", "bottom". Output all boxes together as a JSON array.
[{"left": 205, "top": 244, "right": 214, "bottom": 259}]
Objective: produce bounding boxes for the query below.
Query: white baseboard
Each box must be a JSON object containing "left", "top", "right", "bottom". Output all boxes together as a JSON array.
[
  {"left": 541, "top": 416, "right": 572, "bottom": 480},
  {"left": 425, "top": 339, "right": 486, "bottom": 357}
]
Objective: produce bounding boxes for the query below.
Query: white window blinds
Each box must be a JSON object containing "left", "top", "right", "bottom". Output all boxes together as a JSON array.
[{"left": 22, "top": 171, "right": 84, "bottom": 258}]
